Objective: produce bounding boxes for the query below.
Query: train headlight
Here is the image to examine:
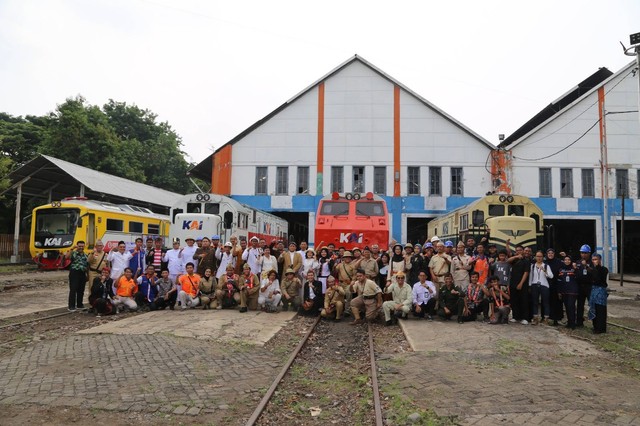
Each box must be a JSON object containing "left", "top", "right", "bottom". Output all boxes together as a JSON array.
[
  {"left": 499, "top": 195, "right": 507, "bottom": 203},
  {"left": 34, "top": 242, "right": 42, "bottom": 247},
  {"left": 63, "top": 241, "right": 73, "bottom": 247},
  {"left": 345, "top": 193, "right": 353, "bottom": 200},
  {"left": 507, "top": 195, "right": 514, "bottom": 203}
]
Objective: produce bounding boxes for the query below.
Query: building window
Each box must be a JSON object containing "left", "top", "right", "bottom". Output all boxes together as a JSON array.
[
  {"left": 616, "top": 169, "right": 628, "bottom": 198},
  {"left": 373, "top": 166, "right": 386, "bottom": 195},
  {"left": 581, "top": 169, "right": 594, "bottom": 198},
  {"left": 276, "top": 167, "right": 288, "bottom": 195},
  {"left": 353, "top": 166, "right": 365, "bottom": 193},
  {"left": 539, "top": 168, "right": 551, "bottom": 197},
  {"left": 560, "top": 168, "right": 573, "bottom": 198},
  {"left": 451, "top": 167, "right": 463, "bottom": 196},
  {"left": 255, "top": 167, "right": 268, "bottom": 195},
  {"left": 408, "top": 167, "right": 420, "bottom": 195},
  {"left": 331, "top": 166, "right": 344, "bottom": 193},
  {"left": 429, "top": 167, "right": 441, "bottom": 196},
  {"left": 297, "top": 167, "right": 309, "bottom": 195}
]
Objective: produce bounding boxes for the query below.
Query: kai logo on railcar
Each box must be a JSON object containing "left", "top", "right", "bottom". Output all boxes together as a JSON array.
[
  {"left": 44, "top": 237, "right": 63, "bottom": 246},
  {"left": 182, "top": 220, "right": 203, "bottom": 230},
  {"left": 339, "top": 233, "right": 364, "bottom": 244}
]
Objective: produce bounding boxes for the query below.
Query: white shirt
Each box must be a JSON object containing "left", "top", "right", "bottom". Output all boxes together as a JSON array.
[
  {"left": 163, "top": 248, "right": 183, "bottom": 275},
  {"left": 242, "top": 247, "right": 262, "bottom": 275},
  {"left": 107, "top": 250, "right": 133, "bottom": 280},
  {"left": 181, "top": 245, "right": 198, "bottom": 271},
  {"left": 412, "top": 280, "right": 436, "bottom": 305},
  {"left": 259, "top": 255, "right": 278, "bottom": 278},
  {"left": 260, "top": 278, "right": 280, "bottom": 299},
  {"left": 529, "top": 263, "right": 554, "bottom": 288},
  {"left": 216, "top": 248, "right": 236, "bottom": 278}
]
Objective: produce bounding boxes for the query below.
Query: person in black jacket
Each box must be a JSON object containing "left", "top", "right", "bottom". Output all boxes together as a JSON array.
[
  {"left": 588, "top": 254, "right": 608, "bottom": 334},
  {"left": 545, "top": 248, "right": 564, "bottom": 325},
  {"left": 89, "top": 268, "right": 115, "bottom": 316},
  {"left": 300, "top": 270, "right": 323, "bottom": 315}
]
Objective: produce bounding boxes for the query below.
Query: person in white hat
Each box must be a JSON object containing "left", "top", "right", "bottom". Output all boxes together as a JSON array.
[
  {"left": 163, "top": 238, "right": 184, "bottom": 284},
  {"left": 181, "top": 236, "right": 198, "bottom": 272},
  {"left": 215, "top": 241, "right": 236, "bottom": 279},
  {"left": 242, "top": 236, "right": 263, "bottom": 277}
]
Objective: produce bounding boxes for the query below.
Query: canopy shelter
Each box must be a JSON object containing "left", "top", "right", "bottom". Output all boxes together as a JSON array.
[{"left": 1, "top": 154, "right": 184, "bottom": 262}]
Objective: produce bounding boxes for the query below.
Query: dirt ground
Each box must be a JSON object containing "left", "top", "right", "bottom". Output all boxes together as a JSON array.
[{"left": 1, "top": 270, "right": 640, "bottom": 425}]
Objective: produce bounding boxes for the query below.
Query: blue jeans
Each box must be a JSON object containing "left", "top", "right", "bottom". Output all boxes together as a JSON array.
[{"left": 531, "top": 284, "right": 550, "bottom": 318}]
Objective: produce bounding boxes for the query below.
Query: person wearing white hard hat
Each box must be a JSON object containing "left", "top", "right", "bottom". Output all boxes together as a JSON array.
[
  {"left": 242, "top": 236, "right": 263, "bottom": 277},
  {"left": 215, "top": 241, "right": 236, "bottom": 279}
]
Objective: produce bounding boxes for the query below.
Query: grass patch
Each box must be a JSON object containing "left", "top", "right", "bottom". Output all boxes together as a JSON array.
[{"left": 382, "top": 380, "right": 456, "bottom": 426}]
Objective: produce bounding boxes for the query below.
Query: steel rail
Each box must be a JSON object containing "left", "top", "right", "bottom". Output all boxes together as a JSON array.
[
  {"left": 368, "top": 322, "right": 384, "bottom": 426},
  {"left": 0, "top": 309, "right": 77, "bottom": 330},
  {"left": 245, "top": 315, "right": 321, "bottom": 426}
]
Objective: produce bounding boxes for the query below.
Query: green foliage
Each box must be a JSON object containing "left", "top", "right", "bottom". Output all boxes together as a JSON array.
[{"left": 0, "top": 96, "right": 191, "bottom": 194}]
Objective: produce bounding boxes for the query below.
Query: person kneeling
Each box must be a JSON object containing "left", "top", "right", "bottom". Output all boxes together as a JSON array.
[
  {"left": 178, "top": 262, "right": 201, "bottom": 310},
  {"left": 321, "top": 276, "right": 344, "bottom": 321},
  {"left": 152, "top": 269, "right": 177, "bottom": 310},
  {"left": 382, "top": 271, "right": 412, "bottom": 326},
  {"left": 350, "top": 268, "right": 382, "bottom": 325},
  {"left": 89, "top": 267, "right": 115, "bottom": 316},
  {"left": 238, "top": 264, "right": 260, "bottom": 312},
  {"left": 259, "top": 269, "right": 281, "bottom": 312},
  {"left": 135, "top": 265, "right": 159, "bottom": 312},
  {"left": 458, "top": 271, "right": 490, "bottom": 323},
  {"left": 487, "top": 276, "right": 510, "bottom": 324},
  {"left": 300, "top": 270, "right": 323, "bottom": 316},
  {"left": 437, "top": 273, "right": 464, "bottom": 321},
  {"left": 280, "top": 268, "right": 302, "bottom": 312},
  {"left": 112, "top": 267, "right": 138, "bottom": 313},
  {"left": 412, "top": 271, "right": 436, "bottom": 320},
  {"left": 216, "top": 264, "right": 240, "bottom": 310},
  {"left": 199, "top": 268, "right": 217, "bottom": 310}
]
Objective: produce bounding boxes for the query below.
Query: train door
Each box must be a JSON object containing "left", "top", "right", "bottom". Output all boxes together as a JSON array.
[{"left": 87, "top": 214, "right": 96, "bottom": 248}]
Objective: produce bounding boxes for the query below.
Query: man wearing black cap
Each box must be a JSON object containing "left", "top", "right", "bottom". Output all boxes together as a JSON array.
[{"left": 146, "top": 237, "right": 168, "bottom": 278}]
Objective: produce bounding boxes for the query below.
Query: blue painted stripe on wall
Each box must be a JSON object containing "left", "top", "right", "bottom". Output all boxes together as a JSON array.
[{"left": 230, "top": 195, "right": 638, "bottom": 218}]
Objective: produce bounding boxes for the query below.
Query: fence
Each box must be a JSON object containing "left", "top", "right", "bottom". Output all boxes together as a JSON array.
[{"left": 0, "top": 234, "right": 30, "bottom": 259}]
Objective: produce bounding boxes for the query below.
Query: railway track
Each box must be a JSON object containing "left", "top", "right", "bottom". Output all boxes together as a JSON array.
[
  {"left": 0, "top": 307, "right": 77, "bottom": 331},
  {"left": 246, "top": 316, "right": 384, "bottom": 426}
]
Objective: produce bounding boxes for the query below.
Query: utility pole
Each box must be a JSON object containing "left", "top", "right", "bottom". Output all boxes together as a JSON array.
[{"left": 620, "top": 188, "right": 625, "bottom": 287}]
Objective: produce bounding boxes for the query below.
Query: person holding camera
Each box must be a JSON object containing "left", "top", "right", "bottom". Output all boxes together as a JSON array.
[{"left": 529, "top": 250, "right": 554, "bottom": 325}]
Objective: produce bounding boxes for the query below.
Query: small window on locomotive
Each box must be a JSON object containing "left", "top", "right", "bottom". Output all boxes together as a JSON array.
[
  {"left": 355, "top": 201, "right": 384, "bottom": 216},
  {"left": 148, "top": 224, "right": 160, "bottom": 235},
  {"left": 488, "top": 204, "right": 504, "bottom": 216},
  {"left": 204, "top": 203, "right": 219, "bottom": 214},
  {"left": 129, "top": 221, "right": 143, "bottom": 233},
  {"left": 187, "top": 203, "right": 201, "bottom": 213},
  {"left": 320, "top": 201, "right": 349, "bottom": 216},
  {"left": 106, "top": 219, "right": 124, "bottom": 232},
  {"left": 508, "top": 205, "right": 524, "bottom": 216}
]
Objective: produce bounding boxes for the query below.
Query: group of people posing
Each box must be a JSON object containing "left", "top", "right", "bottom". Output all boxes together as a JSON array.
[{"left": 65, "top": 234, "right": 609, "bottom": 333}]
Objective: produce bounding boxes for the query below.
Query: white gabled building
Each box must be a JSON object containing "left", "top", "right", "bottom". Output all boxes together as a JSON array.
[
  {"left": 191, "top": 55, "right": 495, "bottom": 244},
  {"left": 499, "top": 61, "right": 640, "bottom": 273}
]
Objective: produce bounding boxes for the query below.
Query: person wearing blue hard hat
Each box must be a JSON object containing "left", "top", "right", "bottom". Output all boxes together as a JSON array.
[{"left": 576, "top": 243, "right": 594, "bottom": 327}]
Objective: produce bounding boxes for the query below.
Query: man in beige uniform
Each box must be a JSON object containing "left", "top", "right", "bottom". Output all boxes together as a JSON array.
[
  {"left": 87, "top": 240, "right": 108, "bottom": 285},
  {"left": 280, "top": 268, "right": 302, "bottom": 311},
  {"left": 238, "top": 263, "right": 260, "bottom": 311},
  {"left": 355, "top": 247, "right": 379, "bottom": 280},
  {"left": 350, "top": 268, "right": 382, "bottom": 325},
  {"left": 429, "top": 242, "right": 451, "bottom": 287},
  {"left": 382, "top": 271, "right": 413, "bottom": 325},
  {"left": 321, "top": 276, "right": 345, "bottom": 321},
  {"left": 334, "top": 251, "right": 356, "bottom": 308}
]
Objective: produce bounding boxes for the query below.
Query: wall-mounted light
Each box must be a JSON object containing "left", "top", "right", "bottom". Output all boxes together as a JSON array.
[{"left": 394, "top": 171, "right": 400, "bottom": 181}]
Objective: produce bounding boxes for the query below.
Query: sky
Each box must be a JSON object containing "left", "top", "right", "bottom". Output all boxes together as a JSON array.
[{"left": 1, "top": 0, "right": 639, "bottom": 166}]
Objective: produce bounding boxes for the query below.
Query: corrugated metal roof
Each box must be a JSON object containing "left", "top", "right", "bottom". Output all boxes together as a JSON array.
[{"left": 2, "top": 155, "right": 183, "bottom": 212}]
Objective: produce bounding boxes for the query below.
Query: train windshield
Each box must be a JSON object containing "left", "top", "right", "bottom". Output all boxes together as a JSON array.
[
  {"left": 320, "top": 201, "right": 349, "bottom": 216},
  {"left": 355, "top": 201, "right": 385, "bottom": 217},
  {"left": 35, "top": 208, "right": 80, "bottom": 237},
  {"left": 508, "top": 205, "right": 524, "bottom": 216},
  {"left": 488, "top": 204, "right": 505, "bottom": 216}
]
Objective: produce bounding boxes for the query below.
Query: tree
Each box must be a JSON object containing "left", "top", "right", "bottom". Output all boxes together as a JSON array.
[
  {"left": 103, "top": 99, "right": 190, "bottom": 192},
  {"left": 0, "top": 113, "right": 45, "bottom": 165}
]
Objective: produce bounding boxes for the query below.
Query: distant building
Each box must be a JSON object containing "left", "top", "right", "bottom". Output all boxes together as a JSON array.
[
  {"left": 192, "top": 57, "right": 640, "bottom": 273},
  {"left": 499, "top": 61, "right": 639, "bottom": 273},
  {"left": 191, "top": 55, "right": 495, "bottom": 245}
]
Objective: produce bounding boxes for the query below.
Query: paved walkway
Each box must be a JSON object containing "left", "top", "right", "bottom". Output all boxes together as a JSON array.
[
  {"left": 78, "top": 309, "right": 296, "bottom": 345},
  {"left": 386, "top": 320, "right": 640, "bottom": 425},
  {"left": 0, "top": 310, "right": 298, "bottom": 421}
]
